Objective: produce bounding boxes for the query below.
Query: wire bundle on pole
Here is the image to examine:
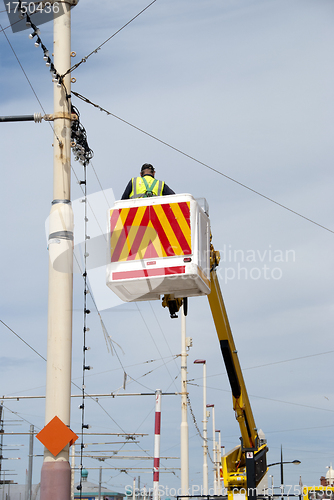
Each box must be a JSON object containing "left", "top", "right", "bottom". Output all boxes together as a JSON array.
[{"left": 71, "top": 105, "right": 94, "bottom": 165}]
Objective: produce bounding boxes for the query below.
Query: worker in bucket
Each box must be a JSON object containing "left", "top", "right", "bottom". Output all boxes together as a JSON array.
[{"left": 121, "top": 163, "right": 175, "bottom": 199}]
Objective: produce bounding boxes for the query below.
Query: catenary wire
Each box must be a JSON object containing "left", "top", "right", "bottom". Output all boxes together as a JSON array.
[
  {"left": 188, "top": 382, "right": 334, "bottom": 414},
  {"left": 135, "top": 303, "right": 179, "bottom": 392},
  {"left": 4, "top": 317, "right": 332, "bottom": 416},
  {"left": 0, "top": 316, "right": 142, "bottom": 437},
  {"left": 4, "top": 306, "right": 332, "bottom": 436},
  {"left": 149, "top": 303, "right": 181, "bottom": 376},
  {"left": 0, "top": 22, "right": 62, "bottom": 144},
  {"left": 1, "top": 403, "right": 41, "bottom": 430},
  {"left": 0, "top": 319, "right": 46, "bottom": 362},
  {"left": 62, "top": 0, "right": 157, "bottom": 76},
  {"left": 187, "top": 349, "right": 334, "bottom": 384},
  {"left": 71, "top": 91, "right": 334, "bottom": 235}
]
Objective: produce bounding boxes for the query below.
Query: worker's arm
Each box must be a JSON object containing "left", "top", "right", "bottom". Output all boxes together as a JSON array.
[
  {"left": 162, "top": 183, "right": 175, "bottom": 196},
  {"left": 121, "top": 179, "right": 132, "bottom": 200}
]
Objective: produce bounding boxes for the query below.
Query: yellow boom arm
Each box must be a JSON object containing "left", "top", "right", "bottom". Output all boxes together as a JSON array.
[
  {"left": 208, "top": 269, "right": 258, "bottom": 450},
  {"left": 208, "top": 240, "right": 267, "bottom": 497}
]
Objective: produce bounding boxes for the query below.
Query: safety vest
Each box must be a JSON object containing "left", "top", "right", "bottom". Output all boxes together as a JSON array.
[{"left": 129, "top": 176, "right": 164, "bottom": 198}]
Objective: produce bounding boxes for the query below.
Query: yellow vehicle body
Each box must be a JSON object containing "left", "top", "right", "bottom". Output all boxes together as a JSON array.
[{"left": 303, "top": 486, "right": 334, "bottom": 500}]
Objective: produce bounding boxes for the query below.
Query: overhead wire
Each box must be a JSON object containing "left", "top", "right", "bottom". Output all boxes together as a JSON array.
[
  {"left": 187, "top": 349, "right": 334, "bottom": 383},
  {"left": 62, "top": 0, "right": 158, "bottom": 76},
  {"left": 71, "top": 354, "right": 180, "bottom": 381},
  {"left": 3, "top": 314, "right": 333, "bottom": 430},
  {"left": 0, "top": 403, "right": 41, "bottom": 431},
  {"left": 3, "top": 1, "right": 332, "bottom": 485},
  {"left": 149, "top": 303, "right": 181, "bottom": 376},
  {"left": 0, "top": 319, "right": 46, "bottom": 362},
  {"left": 188, "top": 381, "right": 334, "bottom": 413},
  {"left": 0, "top": 21, "right": 61, "bottom": 143},
  {"left": 135, "top": 303, "right": 179, "bottom": 392},
  {"left": 0, "top": 317, "right": 136, "bottom": 444},
  {"left": 71, "top": 91, "right": 334, "bottom": 235}
]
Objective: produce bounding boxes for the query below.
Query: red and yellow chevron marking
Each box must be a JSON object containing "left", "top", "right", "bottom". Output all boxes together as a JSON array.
[{"left": 109, "top": 202, "right": 191, "bottom": 262}]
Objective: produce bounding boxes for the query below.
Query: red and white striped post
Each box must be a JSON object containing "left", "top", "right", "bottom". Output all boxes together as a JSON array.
[{"left": 153, "top": 389, "right": 162, "bottom": 500}]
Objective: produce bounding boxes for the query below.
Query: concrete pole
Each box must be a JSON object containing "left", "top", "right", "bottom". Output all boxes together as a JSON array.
[
  {"left": 216, "top": 430, "right": 221, "bottom": 494},
  {"left": 193, "top": 360, "right": 208, "bottom": 494},
  {"left": 203, "top": 363, "right": 208, "bottom": 495},
  {"left": 153, "top": 390, "right": 162, "bottom": 500},
  {"left": 0, "top": 405, "right": 3, "bottom": 487},
  {"left": 70, "top": 444, "right": 75, "bottom": 500},
  {"left": 40, "top": 3, "right": 73, "bottom": 500},
  {"left": 27, "top": 425, "right": 34, "bottom": 500},
  {"left": 180, "top": 307, "right": 189, "bottom": 497},
  {"left": 132, "top": 477, "right": 136, "bottom": 500},
  {"left": 98, "top": 466, "right": 102, "bottom": 500},
  {"left": 207, "top": 404, "right": 216, "bottom": 494}
]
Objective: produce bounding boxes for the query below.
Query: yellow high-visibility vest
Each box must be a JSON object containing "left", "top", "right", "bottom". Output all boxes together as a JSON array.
[{"left": 129, "top": 176, "right": 164, "bottom": 198}]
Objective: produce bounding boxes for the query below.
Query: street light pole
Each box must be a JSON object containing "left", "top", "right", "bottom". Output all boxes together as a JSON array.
[
  {"left": 267, "top": 447, "right": 301, "bottom": 496},
  {"left": 280, "top": 445, "right": 284, "bottom": 494},
  {"left": 194, "top": 360, "right": 208, "bottom": 494},
  {"left": 206, "top": 404, "right": 216, "bottom": 495},
  {"left": 180, "top": 307, "right": 189, "bottom": 497},
  {"left": 216, "top": 430, "right": 222, "bottom": 495}
]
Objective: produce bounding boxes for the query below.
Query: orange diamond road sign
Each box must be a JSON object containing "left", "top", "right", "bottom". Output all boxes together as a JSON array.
[{"left": 36, "top": 416, "right": 78, "bottom": 456}]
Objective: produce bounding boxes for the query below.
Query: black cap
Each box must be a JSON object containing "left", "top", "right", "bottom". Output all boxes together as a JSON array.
[{"left": 141, "top": 163, "right": 155, "bottom": 172}]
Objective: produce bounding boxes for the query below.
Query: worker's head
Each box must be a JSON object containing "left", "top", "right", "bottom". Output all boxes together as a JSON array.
[{"left": 140, "top": 163, "right": 155, "bottom": 177}]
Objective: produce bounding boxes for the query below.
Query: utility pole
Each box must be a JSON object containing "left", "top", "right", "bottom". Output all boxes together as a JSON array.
[
  {"left": 206, "top": 404, "right": 217, "bottom": 494},
  {"left": 153, "top": 390, "right": 162, "bottom": 500},
  {"left": 180, "top": 307, "right": 189, "bottom": 497},
  {"left": 40, "top": 3, "right": 73, "bottom": 499},
  {"left": 193, "top": 360, "right": 208, "bottom": 494},
  {"left": 216, "top": 430, "right": 222, "bottom": 495},
  {"left": 98, "top": 466, "right": 102, "bottom": 500},
  {"left": 27, "top": 425, "right": 34, "bottom": 500},
  {"left": 0, "top": 405, "right": 3, "bottom": 485},
  {"left": 132, "top": 477, "right": 136, "bottom": 500},
  {"left": 70, "top": 444, "right": 75, "bottom": 500}
]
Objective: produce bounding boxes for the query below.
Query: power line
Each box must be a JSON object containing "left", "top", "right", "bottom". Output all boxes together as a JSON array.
[
  {"left": 135, "top": 303, "right": 179, "bottom": 392},
  {"left": 0, "top": 319, "right": 46, "bottom": 361},
  {"left": 195, "top": 383, "right": 334, "bottom": 414},
  {"left": 63, "top": 0, "right": 158, "bottom": 76},
  {"left": 0, "top": 22, "right": 59, "bottom": 142},
  {"left": 71, "top": 91, "right": 334, "bottom": 235},
  {"left": 188, "top": 349, "right": 334, "bottom": 383}
]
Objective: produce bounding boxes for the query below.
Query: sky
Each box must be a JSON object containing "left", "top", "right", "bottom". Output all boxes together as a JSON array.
[{"left": 0, "top": 0, "right": 334, "bottom": 496}]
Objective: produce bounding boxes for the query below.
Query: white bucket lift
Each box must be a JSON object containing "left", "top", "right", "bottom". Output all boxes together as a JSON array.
[{"left": 106, "top": 194, "right": 211, "bottom": 302}]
